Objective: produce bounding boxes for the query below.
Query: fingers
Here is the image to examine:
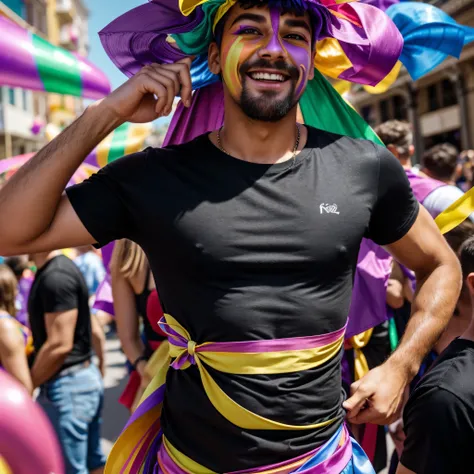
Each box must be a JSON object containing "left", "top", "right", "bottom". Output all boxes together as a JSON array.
[
  {"left": 138, "top": 58, "right": 193, "bottom": 116},
  {"left": 342, "top": 380, "right": 368, "bottom": 419}
]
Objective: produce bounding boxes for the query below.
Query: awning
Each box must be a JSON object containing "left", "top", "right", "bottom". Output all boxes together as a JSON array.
[{"left": 0, "top": 16, "right": 111, "bottom": 100}]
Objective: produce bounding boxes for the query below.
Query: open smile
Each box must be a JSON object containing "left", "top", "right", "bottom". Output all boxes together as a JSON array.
[{"left": 246, "top": 69, "right": 291, "bottom": 83}]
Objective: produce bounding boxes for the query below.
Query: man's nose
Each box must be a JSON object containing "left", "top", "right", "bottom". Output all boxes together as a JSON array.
[{"left": 258, "top": 33, "right": 287, "bottom": 61}]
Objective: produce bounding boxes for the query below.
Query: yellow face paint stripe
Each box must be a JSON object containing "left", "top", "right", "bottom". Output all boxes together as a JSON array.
[{"left": 222, "top": 36, "right": 245, "bottom": 98}]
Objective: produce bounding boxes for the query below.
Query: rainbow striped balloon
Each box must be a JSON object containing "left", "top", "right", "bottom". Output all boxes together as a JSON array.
[
  {"left": 0, "top": 16, "right": 110, "bottom": 100},
  {"left": 0, "top": 123, "right": 152, "bottom": 185}
]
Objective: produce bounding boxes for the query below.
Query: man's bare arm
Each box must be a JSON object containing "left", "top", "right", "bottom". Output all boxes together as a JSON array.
[
  {"left": 396, "top": 464, "right": 415, "bottom": 474},
  {"left": 0, "top": 59, "right": 193, "bottom": 256},
  {"left": 344, "top": 206, "right": 461, "bottom": 424}
]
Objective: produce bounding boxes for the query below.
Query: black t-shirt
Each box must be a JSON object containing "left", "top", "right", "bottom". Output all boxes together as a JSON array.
[
  {"left": 401, "top": 339, "right": 474, "bottom": 474},
  {"left": 28, "top": 255, "right": 92, "bottom": 374},
  {"left": 66, "top": 126, "right": 418, "bottom": 471}
]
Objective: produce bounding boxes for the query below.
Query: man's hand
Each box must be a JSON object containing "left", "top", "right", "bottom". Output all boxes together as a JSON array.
[
  {"left": 343, "top": 361, "right": 408, "bottom": 425},
  {"left": 98, "top": 58, "right": 193, "bottom": 124}
]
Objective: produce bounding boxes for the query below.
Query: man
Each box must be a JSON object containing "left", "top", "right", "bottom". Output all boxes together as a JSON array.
[
  {"left": 4, "top": 255, "right": 33, "bottom": 327},
  {"left": 397, "top": 236, "right": 474, "bottom": 474},
  {"left": 0, "top": 1, "right": 461, "bottom": 472},
  {"left": 422, "top": 143, "right": 459, "bottom": 184},
  {"left": 74, "top": 245, "right": 106, "bottom": 299},
  {"left": 28, "top": 250, "right": 106, "bottom": 474},
  {"left": 375, "top": 121, "right": 470, "bottom": 220}
]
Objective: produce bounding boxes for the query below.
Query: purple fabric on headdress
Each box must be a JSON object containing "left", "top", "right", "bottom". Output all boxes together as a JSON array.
[
  {"left": 99, "top": 0, "right": 203, "bottom": 78},
  {"left": 358, "top": 0, "right": 399, "bottom": 12},
  {"left": 163, "top": 82, "right": 225, "bottom": 146}
]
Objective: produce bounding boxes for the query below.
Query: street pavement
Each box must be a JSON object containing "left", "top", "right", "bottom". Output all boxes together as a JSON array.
[{"left": 101, "top": 334, "right": 130, "bottom": 456}]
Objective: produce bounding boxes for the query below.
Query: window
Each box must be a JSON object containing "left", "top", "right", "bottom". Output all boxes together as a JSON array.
[
  {"left": 380, "top": 99, "right": 390, "bottom": 122},
  {"left": 22, "top": 90, "right": 28, "bottom": 111},
  {"left": 428, "top": 84, "right": 439, "bottom": 111},
  {"left": 8, "top": 88, "right": 15, "bottom": 106},
  {"left": 441, "top": 79, "right": 457, "bottom": 107},
  {"left": 393, "top": 95, "right": 407, "bottom": 120},
  {"left": 361, "top": 106, "right": 375, "bottom": 126}
]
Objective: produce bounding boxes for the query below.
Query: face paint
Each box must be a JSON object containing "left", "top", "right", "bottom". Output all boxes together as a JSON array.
[
  {"left": 269, "top": 7, "right": 311, "bottom": 98},
  {"left": 220, "top": 7, "right": 312, "bottom": 120}
]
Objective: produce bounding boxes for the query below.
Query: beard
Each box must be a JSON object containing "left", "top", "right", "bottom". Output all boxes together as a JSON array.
[{"left": 237, "top": 59, "right": 299, "bottom": 122}]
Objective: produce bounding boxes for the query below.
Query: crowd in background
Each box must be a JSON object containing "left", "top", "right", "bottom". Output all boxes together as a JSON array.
[{"left": 1, "top": 120, "right": 474, "bottom": 473}]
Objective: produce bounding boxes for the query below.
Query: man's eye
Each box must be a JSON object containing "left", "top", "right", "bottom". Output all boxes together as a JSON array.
[
  {"left": 285, "top": 34, "right": 306, "bottom": 41},
  {"left": 238, "top": 27, "right": 261, "bottom": 35}
]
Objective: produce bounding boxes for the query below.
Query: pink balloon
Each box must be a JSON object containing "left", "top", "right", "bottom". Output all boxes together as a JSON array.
[{"left": 0, "top": 371, "right": 64, "bottom": 474}]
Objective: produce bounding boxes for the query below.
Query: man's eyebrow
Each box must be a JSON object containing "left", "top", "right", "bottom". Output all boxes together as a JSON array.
[
  {"left": 231, "top": 13, "right": 267, "bottom": 26},
  {"left": 284, "top": 18, "right": 312, "bottom": 34}
]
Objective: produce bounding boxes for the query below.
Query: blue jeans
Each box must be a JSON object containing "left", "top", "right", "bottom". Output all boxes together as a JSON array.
[{"left": 37, "top": 363, "right": 107, "bottom": 474}]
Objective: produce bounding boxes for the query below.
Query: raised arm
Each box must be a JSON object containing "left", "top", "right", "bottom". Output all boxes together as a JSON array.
[
  {"left": 344, "top": 206, "right": 461, "bottom": 424},
  {"left": 0, "top": 59, "right": 192, "bottom": 256}
]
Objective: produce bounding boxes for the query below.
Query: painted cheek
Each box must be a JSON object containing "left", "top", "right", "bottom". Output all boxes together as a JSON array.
[
  {"left": 222, "top": 38, "right": 262, "bottom": 97},
  {"left": 285, "top": 42, "right": 311, "bottom": 97}
]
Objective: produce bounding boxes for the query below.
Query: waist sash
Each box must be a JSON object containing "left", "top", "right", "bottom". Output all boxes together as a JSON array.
[{"left": 106, "top": 314, "right": 347, "bottom": 473}]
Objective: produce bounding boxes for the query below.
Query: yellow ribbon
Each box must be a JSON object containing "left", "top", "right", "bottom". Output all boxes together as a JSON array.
[
  {"left": 348, "top": 328, "right": 373, "bottom": 380},
  {"left": 165, "top": 313, "right": 344, "bottom": 430}
]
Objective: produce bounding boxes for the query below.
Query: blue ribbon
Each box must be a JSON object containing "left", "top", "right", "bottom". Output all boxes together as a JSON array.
[{"left": 386, "top": 2, "right": 474, "bottom": 80}]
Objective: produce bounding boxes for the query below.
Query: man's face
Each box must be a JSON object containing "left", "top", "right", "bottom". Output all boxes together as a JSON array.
[{"left": 218, "top": 4, "right": 314, "bottom": 122}]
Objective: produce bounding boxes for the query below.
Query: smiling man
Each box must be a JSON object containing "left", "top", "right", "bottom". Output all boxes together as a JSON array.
[{"left": 0, "top": 0, "right": 461, "bottom": 473}]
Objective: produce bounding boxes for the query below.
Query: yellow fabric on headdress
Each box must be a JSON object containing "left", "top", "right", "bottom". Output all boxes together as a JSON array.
[
  {"left": 348, "top": 328, "right": 373, "bottom": 381},
  {"left": 363, "top": 61, "right": 402, "bottom": 95},
  {"left": 315, "top": 38, "right": 353, "bottom": 81}
]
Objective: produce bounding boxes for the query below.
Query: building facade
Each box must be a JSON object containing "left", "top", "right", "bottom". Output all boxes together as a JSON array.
[
  {"left": 0, "top": 0, "right": 49, "bottom": 159},
  {"left": 46, "top": 0, "right": 89, "bottom": 130},
  {"left": 348, "top": 0, "right": 474, "bottom": 162}
]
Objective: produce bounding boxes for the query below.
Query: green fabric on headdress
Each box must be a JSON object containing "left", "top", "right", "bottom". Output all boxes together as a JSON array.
[
  {"left": 172, "top": 1, "right": 222, "bottom": 55},
  {"left": 300, "top": 69, "right": 383, "bottom": 145}
]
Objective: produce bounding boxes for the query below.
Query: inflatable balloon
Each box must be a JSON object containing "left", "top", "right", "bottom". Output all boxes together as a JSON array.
[
  {"left": 0, "top": 371, "right": 64, "bottom": 474},
  {"left": 0, "top": 16, "right": 110, "bottom": 100}
]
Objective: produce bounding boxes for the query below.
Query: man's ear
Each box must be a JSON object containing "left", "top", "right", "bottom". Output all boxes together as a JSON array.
[
  {"left": 466, "top": 273, "right": 474, "bottom": 295},
  {"left": 208, "top": 42, "right": 222, "bottom": 75},
  {"left": 387, "top": 144, "right": 399, "bottom": 158}
]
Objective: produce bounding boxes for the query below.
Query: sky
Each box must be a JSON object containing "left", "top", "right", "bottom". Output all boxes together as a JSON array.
[
  {"left": 84, "top": 0, "right": 170, "bottom": 126},
  {"left": 84, "top": 0, "right": 143, "bottom": 90}
]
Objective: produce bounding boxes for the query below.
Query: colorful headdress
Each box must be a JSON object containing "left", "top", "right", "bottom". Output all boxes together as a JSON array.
[{"left": 99, "top": 0, "right": 404, "bottom": 90}]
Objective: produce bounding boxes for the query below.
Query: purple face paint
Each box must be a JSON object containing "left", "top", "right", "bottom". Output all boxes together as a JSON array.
[{"left": 269, "top": 7, "right": 311, "bottom": 98}]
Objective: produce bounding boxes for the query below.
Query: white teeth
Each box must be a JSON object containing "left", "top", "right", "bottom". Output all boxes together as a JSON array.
[{"left": 250, "top": 72, "right": 285, "bottom": 82}]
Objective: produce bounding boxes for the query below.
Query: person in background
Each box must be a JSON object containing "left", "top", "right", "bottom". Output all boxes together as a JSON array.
[
  {"left": 0, "top": 264, "right": 33, "bottom": 393},
  {"left": 28, "top": 250, "right": 106, "bottom": 474},
  {"left": 374, "top": 121, "right": 472, "bottom": 221},
  {"left": 457, "top": 149, "right": 474, "bottom": 192},
  {"left": 4, "top": 255, "right": 34, "bottom": 327},
  {"left": 387, "top": 218, "right": 474, "bottom": 474},
  {"left": 111, "top": 239, "right": 166, "bottom": 412},
  {"left": 397, "top": 235, "right": 474, "bottom": 474},
  {"left": 74, "top": 245, "right": 111, "bottom": 331},
  {"left": 74, "top": 245, "right": 106, "bottom": 299}
]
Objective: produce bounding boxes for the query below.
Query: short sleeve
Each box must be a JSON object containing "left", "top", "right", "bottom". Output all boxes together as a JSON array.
[
  {"left": 66, "top": 150, "right": 149, "bottom": 248},
  {"left": 401, "top": 387, "right": 469, "bottom": 474},
  {"left": 365, "top": 145, "right": 419, "bottom": 245},
  {"left": 40, "top": 271, "right": 78, "bottom": 313}
]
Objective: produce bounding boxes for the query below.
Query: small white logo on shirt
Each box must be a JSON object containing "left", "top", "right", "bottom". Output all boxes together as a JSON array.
[{"left": 320, "top": 203, "right": 340, "bottom": 215}]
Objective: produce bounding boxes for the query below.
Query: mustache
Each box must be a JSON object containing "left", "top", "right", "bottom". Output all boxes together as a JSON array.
[{"left": 240, "top": 59, "right": 299, "bottom": 80}]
